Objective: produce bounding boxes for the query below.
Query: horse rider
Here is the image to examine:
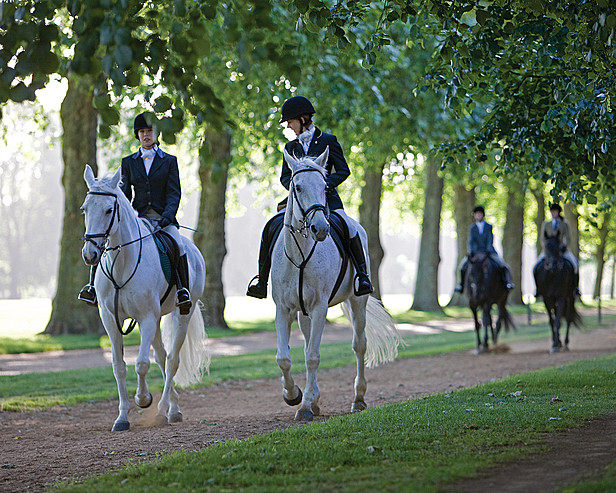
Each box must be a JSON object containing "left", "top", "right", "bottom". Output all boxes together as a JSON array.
[
  {"left": 534, "top": 203, "right": 581, "bottom": 298},
  {"left": 78, "top": 112, "right": 192, "bottom": 313},
  {"left": 246, "top": 95, "right": 373, "bottom": 299},
  {"left": 455, "top": 205, "right": 515, "bottom": 293}
]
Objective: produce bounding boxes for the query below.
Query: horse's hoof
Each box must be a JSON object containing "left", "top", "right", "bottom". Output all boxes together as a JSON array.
[
  {"left": 351, "top": 400, "right": 367, "bottom": 413},
  {"left": 135, "top": 392, "right": 153, "bottom": 408},
  {"left": 283, "top": 385, "right": 303, "bottom": 406},
  {"left": 564, "top": 345, "right": 570, "bottom": 352},
  {"left": 311, "top": 403, "right": 320, "bottom": 416},
  {"left": 154, "top": 414, "right": 168, "bottom": 427},
  {"left": 112, "top": 420, "right": 130, "bottom": 432},
  {"left": 474, "top": 346, "right": 488, "bottom": 355},
  {"left": 168, "top": 412, "right": 183, "bottom": 423},
  {"left": 550, "top": 346, "right": 561, "bottom": 354},
  {"left": 295, "top": 409, "right": 314, "bottom": 421}
]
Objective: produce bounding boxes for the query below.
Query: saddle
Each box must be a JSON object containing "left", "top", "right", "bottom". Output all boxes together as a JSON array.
[{"left": 152, "top": 230, "right": 181, "bottom": 285}]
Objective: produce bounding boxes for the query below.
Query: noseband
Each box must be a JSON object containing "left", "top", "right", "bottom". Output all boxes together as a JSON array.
[
  {"left": 81, "top": 191, "right": 120, "bottom": 251},
  {"left": 286, "top": 167, "right": 329, "bottom": 237}
]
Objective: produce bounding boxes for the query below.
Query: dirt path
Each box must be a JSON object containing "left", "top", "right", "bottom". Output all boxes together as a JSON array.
[
  {"left": 0, "top": 313, "right": 553, "bottom": 376},
  {"left": 0, "top": 326, "right": 615, "bottom": 491},
  {"left": 447, "top": 414, "right": 616, "bottom": 492}
]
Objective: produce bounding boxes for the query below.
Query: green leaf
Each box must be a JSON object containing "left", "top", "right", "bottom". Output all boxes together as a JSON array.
[
  {"left": 35, "top": 50, "right": 58, "bottom": 74},
  {"left": 114, "top": 45, "right": 132, "bottom": 69},
  {"left": 476, "top": 9, "right": 489, "bottom": 25},
  {"left": 154, "top": 95, "right": 172, "bottom": 113}
]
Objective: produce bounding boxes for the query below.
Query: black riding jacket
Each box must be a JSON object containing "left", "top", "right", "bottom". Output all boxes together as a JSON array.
[
  {"left": 120, "top": 147, "right": 181, "bottom": 225},
  {"left": 280, "top": 127, "right": 350, "bottom": 211}
]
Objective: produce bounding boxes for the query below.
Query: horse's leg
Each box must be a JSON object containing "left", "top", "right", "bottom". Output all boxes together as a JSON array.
[
  {"left": 472, "top": 307, "right": 482, "bottom": 354},
  {"left": 134, "top": 313, "right": 158, "bottom": 409},
  {"left": 296, "top": 305, "right": 327, "bottom": 422},
  {"left": 481, "top": 305, "right": 491, "bottom": 351},
  {"left": 348, "top": 297, "right": 368, "bottom": 413},
  {"left": 158, "top": 309, "right": 189, "bottom": 423},
  {"left": 101, "top": 311, "right": 130, "bottom": 431},
  {"left": 276, "top": 307, "right": 301, "bottom": 407},
  {"left": 494, "top": 303, "right": 503, "bottom": 345},
  {"left": 555, "top": 301, "right": 563, "bottom": 349},
  {"left": 297, "top": 313, "right": 320, "bottom": 414}
]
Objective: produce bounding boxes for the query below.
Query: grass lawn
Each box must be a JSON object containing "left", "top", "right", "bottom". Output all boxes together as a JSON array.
[
  {"left": 2, "top": 314, "right": 615, "bottom": 412},
  {"left": 59, "top": 354, "right": 616, "bottom": 491}
]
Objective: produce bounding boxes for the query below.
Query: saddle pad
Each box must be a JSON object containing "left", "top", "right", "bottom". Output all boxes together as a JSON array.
[{"left": 142, "top": 219, "right": 180, "bottom": 285}]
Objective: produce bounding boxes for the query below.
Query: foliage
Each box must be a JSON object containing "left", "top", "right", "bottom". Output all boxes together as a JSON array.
[{"left": 63, "top": 354, "right": 616, "bottom": 491}]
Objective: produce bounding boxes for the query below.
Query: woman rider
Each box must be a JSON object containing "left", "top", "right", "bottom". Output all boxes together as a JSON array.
[
  {"left": 78, "top": 113, "right": 192, "bottom": 312},
  {"left": 246, "top": 96, "right": 373, "bottom": 299}
]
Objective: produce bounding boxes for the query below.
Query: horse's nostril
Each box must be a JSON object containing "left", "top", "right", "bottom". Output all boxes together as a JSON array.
[{"left": 311, "top": 224, "right": 317, "bottom": 234}]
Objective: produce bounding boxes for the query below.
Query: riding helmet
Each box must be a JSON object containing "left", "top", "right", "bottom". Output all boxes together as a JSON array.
[
  {"left": 473, "top": 205, "right": 485, "bottom": 214},
  {"left": 279, "top": 96, "right": 315, "bottom": 123},
  {"left": 549, "top": 203, "right": 562, "bottom": 213},
  {"left": 133, "top": 112, "right": 153, "bottom": 139}
]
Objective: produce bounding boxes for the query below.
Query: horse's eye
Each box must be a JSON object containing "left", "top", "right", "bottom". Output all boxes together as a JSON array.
[
  {"left": 295, "top": 186, "right": 302, "bottom": 193},
  {"left": 105, "top": 208, "right": 113, "bottom": 215}
]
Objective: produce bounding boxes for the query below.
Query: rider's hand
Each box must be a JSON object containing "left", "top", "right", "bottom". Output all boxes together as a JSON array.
[
  {"left": 560, "top": 245, "right": 566, "bottom": 253},
  {"left": 158, "top": 216, "right": 171, "bottom": 229}
]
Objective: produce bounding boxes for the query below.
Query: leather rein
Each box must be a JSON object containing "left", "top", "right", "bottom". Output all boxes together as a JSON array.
[{"left": 283, "top": 167, "right": 346, "bottom": 316}]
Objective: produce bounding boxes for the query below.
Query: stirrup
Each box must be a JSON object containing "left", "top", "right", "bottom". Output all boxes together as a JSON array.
[
  {"left": 176, "top": 288, "right": 192, "bottom": 315},
  {"left": 246, "top": 275, "right": 267, "bottom": 299},
  {"left": 78, "top": 285, "right": 97, "bottom": 306},
  {"left": 354, "top": 274, "right": 373, "bottom": 297}
]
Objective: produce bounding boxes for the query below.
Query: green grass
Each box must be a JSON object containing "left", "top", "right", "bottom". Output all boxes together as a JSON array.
[
  {"left": 562, "top": 461, "right": 616, "bottom": 492},
  {"left": 3, "top": 315, "right": 615, "bottom": 412},
  {"left": 60, "top": 355, "right": 616, "bottom": 492}
]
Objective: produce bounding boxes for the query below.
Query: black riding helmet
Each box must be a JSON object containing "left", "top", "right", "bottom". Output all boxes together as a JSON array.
[
  {"left": 279, "top": 96, "right": 315, "bottom": 123},
  {"left": 549, "top": 203, "right": 562, "bottom": 213},
  {"left": 133, "top": 112, "right": 153, "bottom": 139},
  {"left": 473, "top": 205, "right": 485, "bottom": 214}
]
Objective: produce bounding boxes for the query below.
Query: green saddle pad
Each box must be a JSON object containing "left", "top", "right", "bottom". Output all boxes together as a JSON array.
[{"left": 153, "top": 235, "right": 173, "bottom": 284}]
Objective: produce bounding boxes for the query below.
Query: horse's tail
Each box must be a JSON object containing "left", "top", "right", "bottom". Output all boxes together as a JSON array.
[
  {"left": 161, "top": 300, "right": 210, "bottom": 387},
  {"left": 498, "top": 303, "right": 516, "bottom": 332},
  {"left": 342, "top": 296, "right": 404, "bottom": 368},
  {"left": 566, "top": 297, "right": 583, "bottom": 328}
]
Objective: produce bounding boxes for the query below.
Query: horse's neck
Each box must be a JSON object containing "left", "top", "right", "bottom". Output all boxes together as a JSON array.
[
  {"left": 283, "top": 190, "right": 314, "bottom": 264},
  {"left": 105, "top": 204, "right": 143, "bottom": 270}
]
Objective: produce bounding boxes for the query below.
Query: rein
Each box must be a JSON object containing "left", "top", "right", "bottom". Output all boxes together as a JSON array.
[{"left": 283, "top": 167, "right": 332, "bottom": 316}]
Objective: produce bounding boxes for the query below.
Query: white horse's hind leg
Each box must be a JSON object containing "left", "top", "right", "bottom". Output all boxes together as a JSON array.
[
  {"left": 134, "top": 314, "right": 158, "bottom": 409},
  {"left": 347, "top": 297, "right": 368, "bottom": 412},
  {"left": 157, "top": 309, "right": 189, "bottom": 424},
  {"left": 275, "top": 307, "right": 302, "bottom": 407},
  {"left": 102, "top": 311, "right": 131, "bottom": 431},
  {"left": 296, "top": 305, "right": 327, "bottom": 421}
]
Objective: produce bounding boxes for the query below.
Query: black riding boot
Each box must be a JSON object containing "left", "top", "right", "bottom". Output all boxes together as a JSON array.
[
  {"left": 348, "top": 234, "right": 373, "bottom": 296},
  {"left": 78, "top": 265, "right": 98, "bottom": 306},
  {"left": 503, "top": 267, "right": 515, "bottom": 291},
  {"left": 176, "top": 254, "right": 192, "bottom": 314},
  {"left": 455, "top": 261, "right": 468, "bottom": 293},
  {"left": 247, "top": 213, "right": 284, "bottom": 299},
  {"left": 574, "top": 272, "right": 581, "bottom": 298}
]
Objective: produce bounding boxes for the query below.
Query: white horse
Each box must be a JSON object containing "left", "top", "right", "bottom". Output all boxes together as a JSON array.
[
  {"left": 81, "top": 165, "right": 209, "bottom": 431},
  {"left": 272, "top": 148, "right": 402, "bottom": 421}
]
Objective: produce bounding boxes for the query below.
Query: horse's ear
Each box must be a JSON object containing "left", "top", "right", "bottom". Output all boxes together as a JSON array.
[
  {"left": 284, "top": 148, "right": 300, "bottom": 172},
  {"left": 84, "top": 165, "right": 96, "bottom": 189},
  {"left": 110, "top": 167, "right": 122, "bottom": 189},
  {"left": 315, "top": 146, "right": 329, "bottom": 168}
]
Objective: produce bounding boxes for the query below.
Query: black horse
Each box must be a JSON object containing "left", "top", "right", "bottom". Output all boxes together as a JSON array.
[
  {"left": 534, "top": 236, "right": 582, "bottom": 353},
  {"left": 465, "top": 253, "right": 515, "bottom": 354}
]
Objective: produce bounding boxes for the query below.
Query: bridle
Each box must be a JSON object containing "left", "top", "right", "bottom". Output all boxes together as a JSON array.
[{"left": 82, "top": 191, "right": 121, "bottom": 252}]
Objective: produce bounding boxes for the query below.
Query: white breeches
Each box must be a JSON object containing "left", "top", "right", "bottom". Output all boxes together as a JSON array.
[
  {"left": 537, "top": 251, "right": 578, "bottom": 273},
  {"left": 144, "top": 210, "right": 185, "bottom": 256}
]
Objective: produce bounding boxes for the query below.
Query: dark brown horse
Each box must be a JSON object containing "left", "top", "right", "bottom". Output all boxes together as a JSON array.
[
  {"left": 534, "top": 236, "right": 582, "bottom": 353},
  {"left": 465, "top": 253, "right": 515, "bottom": 354}
]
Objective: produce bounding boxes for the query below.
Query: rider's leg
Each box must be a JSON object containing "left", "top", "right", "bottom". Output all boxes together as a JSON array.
[
  {"left": 247, "top": 212, "right": 285, "bottom": 299},
  {"left": 534, "top": 254, "right": 545, "bottom": 298},
  {"left": 491, "top": 254, "right": 514, "bottom": 291},
  {"left": 455, "top": 257, "right": 469, "bottom": 293},
  {"left": 78, "top": 265, "right": 98, "bottom": 305},
  {"left": 333, "top": 209, "right": 373, "bottom": 296},
  {"left": 162, "top": 224, "right": 191, "bottom": 312},
  {"left": 564, "top": 251, "right": 581, "bottom": 297}
]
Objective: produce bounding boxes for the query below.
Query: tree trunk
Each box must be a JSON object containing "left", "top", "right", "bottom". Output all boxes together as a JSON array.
[
  {"left": 564, "top": 202, "right": 580, "bottom": 259},
  {"left": 610, "top": 254, "right": 616, "bottom": 299},
  {"left": 502, "top": 183, "right": 525, "bottom": 305},
  {"left": 411, "top": 157, "right": 443, "bottom": 312},
  {"left": 593, "top": 211, "right": 612, "bottom": 299},
  {"left": 358, "top": 163, "right": 385, "bottom": 299},
  {"left": 194, "top": 128, "right": 231, "bottom": 329},
  {"left": 45, "top": 78, "right": 103, "bottom": 335},
  {"left": 447, "top": 183, "right": 475, "bottom": 307},
  {"left": 531, "top": 184, "right": 545, "bottom": 256}
]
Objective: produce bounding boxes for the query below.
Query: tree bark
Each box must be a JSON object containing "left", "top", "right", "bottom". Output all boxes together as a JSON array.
[
  {"left": 358, "top": 163, "right": 385, "bottom": 299},
  {"left": 447, "top": 183, "right": 475, "bottom": 307},
  {"left": 45, "top": 78, "right": 103, "bottom": 335},
  {"left": 593, "top": 211, "right": 612, "bottom": 299},
  {"left": 502, "top": 183, "right": 525, "bottom": 305},
  {"left": 611, "top": 254, "right": 616, "bottom": 299},
  {"left": 531, "top": 184, "right": 545, "bottom": 256},
  {"left": 194, "top": 128, "right": 231, "bottom": 329},
  {"left": 564, "top": 202, "right": 580, "bottom": 259},
  {"left": 411, "top": 157, "right": 443, "bottom": 312}
]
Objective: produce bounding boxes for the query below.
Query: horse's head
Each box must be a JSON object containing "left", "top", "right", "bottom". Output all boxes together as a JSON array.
[
  {"left": 544, "top": 235, "right": 562, "bottom": 271},
  {"left": 283, "top": 147, "right": 330, "bottom": 242},
  {"left": 467, "top": 253, "right": 489, "bottom": 299},
  {"left": 81, "top": 165, "right": 122, "bottom": 265}
]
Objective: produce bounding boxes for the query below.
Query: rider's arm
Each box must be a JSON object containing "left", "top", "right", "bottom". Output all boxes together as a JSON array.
[
  {"left": 325, "top": 136, "right": 350, "bottom": 189},
  {"left": 486, "top": 224, "right": 497, "bottom": 254},
  {"left": 280, "top": 152, "right": 292, "bottom": 190},
  {"left": 541, "top": 221, "right": 548, "bottom": 248},
  {"left": 120, "top": 158, "right": 132, "bottom": 202},
  {"left": 561, "top": 221, "right": 571, "bottom": 248},
  {"left": 467, "top": 225, "right": 476, "bottom": 255},
  {"left": 162, "top": 156, "right": 181, "bottom": 222}
]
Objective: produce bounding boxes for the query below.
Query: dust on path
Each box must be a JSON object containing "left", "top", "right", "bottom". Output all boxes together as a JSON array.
[
  {"left": 0, "top": 312, "right": 555, "bottom": 376},
  {"left": 1, "top": 326, "right": 615, "bottom": 492}
]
